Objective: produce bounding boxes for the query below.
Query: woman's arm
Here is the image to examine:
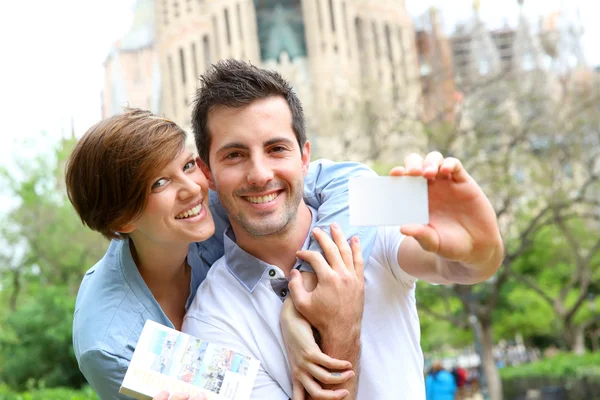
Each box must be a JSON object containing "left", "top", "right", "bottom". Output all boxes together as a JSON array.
[
  {"left": 280, "top": 294, "right": 354, "bottom": 400},
  {"left": 79, "top": 349, "right": 132, "bottom": 400},
  {"left": 302, "top": 159, "right": 378, "bottom": 270}
]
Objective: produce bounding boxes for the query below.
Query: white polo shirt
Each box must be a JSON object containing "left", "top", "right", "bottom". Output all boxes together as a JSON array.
[{"left": 183, "top": 209, "right": 425, "bottom": 399}]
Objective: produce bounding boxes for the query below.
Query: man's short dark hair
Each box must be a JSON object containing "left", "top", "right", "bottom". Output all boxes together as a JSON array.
[{"left": 191, "top": 59, "right": 306, "bottom": 166}]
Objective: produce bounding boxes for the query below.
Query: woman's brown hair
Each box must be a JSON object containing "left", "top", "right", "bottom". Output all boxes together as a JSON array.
[{"left": 65, "top": 108, "right": 186, "bottom": 240}]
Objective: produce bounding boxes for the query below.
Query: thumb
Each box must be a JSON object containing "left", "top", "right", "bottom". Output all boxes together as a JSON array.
[
  {"left": 152, "top": 390, "right": 170, "bottom": 400},
  {"left": 400, "top": 225, "right": 440, "bottom": 253},
  {"left": 288, "top": 269, "right": 310, "bottom": 310}
]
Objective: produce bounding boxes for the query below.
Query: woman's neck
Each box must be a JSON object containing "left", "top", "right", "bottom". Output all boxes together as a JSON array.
[{"left": 128, "top": 238, "right": 191, "bottom": 329}]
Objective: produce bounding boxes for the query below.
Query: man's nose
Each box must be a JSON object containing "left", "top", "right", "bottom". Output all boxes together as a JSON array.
[{"left": 247, "top": 157, "right": 274, "bottom": 187}]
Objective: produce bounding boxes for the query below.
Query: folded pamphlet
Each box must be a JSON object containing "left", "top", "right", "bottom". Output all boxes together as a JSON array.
[{"left": 120, "top": 320, "right": 260, "bottom": 400}]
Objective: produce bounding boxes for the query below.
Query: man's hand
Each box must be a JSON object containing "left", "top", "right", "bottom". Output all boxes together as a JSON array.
[
  {"left": 289, "top": 223, "right": 364, "bottom": 338},
  {"left": 391, "top": 151, "right": 504, "bottom": 283},
  {"left": 288, "top": 223, "right": 364, "bottom": 400}
]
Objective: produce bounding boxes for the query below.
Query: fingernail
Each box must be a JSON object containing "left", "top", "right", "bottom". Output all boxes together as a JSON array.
[
  {"left": 331, "top": 372, "right": 341, "bottom": 377},
  {"left": 331, "top": 222, "right": 340, "bottom": 230}
]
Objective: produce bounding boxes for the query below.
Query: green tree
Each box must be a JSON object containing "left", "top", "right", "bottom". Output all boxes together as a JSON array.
[{"left": 0, "top": 136, "right": 107, "bottom": 390}]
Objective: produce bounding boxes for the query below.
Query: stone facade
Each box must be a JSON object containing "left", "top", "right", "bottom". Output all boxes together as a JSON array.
[{"left": 102, "top": 0, "right": 422, "bottom": 161}]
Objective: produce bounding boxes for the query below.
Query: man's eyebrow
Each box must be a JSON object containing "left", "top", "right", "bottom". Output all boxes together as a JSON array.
[
  {"left": 216, "top": 142, "right": 250, "bottom": 154},
  {"left": 264, "top": 137, "right": 295, "bottom": 147}
]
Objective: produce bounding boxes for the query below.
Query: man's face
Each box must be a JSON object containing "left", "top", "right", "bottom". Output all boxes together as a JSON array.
[{"left": 201, "top": 96, "right": 310, "bottom": 237}]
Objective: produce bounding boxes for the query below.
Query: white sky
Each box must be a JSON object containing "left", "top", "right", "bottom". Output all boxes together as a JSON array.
[{"left": 0, "top": 0, "right": 597, "bottom": 211}]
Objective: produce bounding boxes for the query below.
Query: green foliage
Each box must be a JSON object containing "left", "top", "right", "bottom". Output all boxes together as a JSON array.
[
  {"left": 0, "top": 138, "right": 107, "bottom": 392},
  {"left": 0, "top": 384, "right": 98, "bottom": 400},
  {"left": 0, "top": 137, "right": 107, "bottom": 293},
  {"left": 492, "top": 280, "right": 556, "bottom": 342},
  {"left": 417, "top": 283, "right": 473, "bottom": 352},
  {"left": 500, "top": 353, "right": 600, "bottom": 399},
  {"left": 0, "top": 286, "right": 86, "bottom": 391},
  {"left": 500, "top": 352, "right": 600, "bottom": 380}
]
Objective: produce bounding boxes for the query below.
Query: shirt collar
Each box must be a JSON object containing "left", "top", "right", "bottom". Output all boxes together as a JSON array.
[{"left": 224, "top": 206, "right": 317, "bottom": 292}]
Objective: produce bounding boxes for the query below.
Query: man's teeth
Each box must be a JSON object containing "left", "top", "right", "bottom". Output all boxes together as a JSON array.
[
  {"left": 175, "top": 204, "right": 203, "bottom": 219},
  {"left": 246, "top": 193, "right": 279, "bottom": 204}
]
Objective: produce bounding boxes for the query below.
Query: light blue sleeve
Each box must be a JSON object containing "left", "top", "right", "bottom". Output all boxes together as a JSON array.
[
  {"left": 301, "top": 159, "right": 379, "bottom": 272},
  {"left": 79, "top": 348, "right": 132, "bottom": 400}
]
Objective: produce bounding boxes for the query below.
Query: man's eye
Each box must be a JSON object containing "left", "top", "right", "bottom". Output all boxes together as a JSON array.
[
  {"left": 184, "top": 159, "right": 196, "bottom": 171},
  {"left": 225, "top": 152, "right": 242, "bottom": 159},
  {"left": 152, "top": 178, "right": 168, "bottom": 190},
  {"left": 271, "top": 146, "right": 286, "bottom": 153}
]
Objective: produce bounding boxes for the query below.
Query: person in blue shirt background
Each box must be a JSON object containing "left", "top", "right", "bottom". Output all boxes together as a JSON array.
[{"left": 426, "top": 361, "right": 458, "bottom": 400}]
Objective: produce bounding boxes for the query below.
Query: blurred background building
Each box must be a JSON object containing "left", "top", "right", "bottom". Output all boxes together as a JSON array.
[
  {"left": 101, "top": 0, "right": 594, "bottom": 161},
  {"left": 102, "top": 0, "right": 421, "bottom": 159}
]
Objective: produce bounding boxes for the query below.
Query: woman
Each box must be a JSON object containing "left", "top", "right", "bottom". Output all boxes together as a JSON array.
[{"left": 65, "top": 109, "right": 371, "bottom": 399}]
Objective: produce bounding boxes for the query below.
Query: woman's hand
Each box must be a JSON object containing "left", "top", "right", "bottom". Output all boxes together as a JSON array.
[
  {"left": 153, "top": 390, "right": 207, "bottom": 400},
  {"left": 280, "top": 296, "right": 354, "bottom": 400}
]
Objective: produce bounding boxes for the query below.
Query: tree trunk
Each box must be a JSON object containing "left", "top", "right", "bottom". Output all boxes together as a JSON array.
[
  {"left": 565, "top": 323, "right": 586, "bottom": 355},
  {"left": 590, "top": 328, "right": 599, "bottom": 353},
  {"left": 9, "top": 268, "right": 21, "bottom": 312},
  {"left": 479, "top": 318, "right": 503, "bottom": 400}
]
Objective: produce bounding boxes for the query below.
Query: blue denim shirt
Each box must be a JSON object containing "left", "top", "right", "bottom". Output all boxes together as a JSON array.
[{"left": 72, "top": 159, "right": 377, "bottom": 399}]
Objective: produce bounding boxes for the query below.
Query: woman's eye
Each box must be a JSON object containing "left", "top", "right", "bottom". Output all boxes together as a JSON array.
[
  {"left": 184, "top": 159, "right": 196, "bottom": 171},
  {"left": 152, "top": 178, "right": 168, "bottom": 190}
]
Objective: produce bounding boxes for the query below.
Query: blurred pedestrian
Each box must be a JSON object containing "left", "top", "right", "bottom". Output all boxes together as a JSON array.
[{"left": 426, "top": 361, "right": 458, "bottom": 400}]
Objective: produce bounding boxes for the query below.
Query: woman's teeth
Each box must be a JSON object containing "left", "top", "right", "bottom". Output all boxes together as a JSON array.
[{"left": 176, "top": 204, "right": 203, "bottom": 219}]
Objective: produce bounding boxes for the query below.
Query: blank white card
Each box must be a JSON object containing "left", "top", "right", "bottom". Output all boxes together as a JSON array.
[{"left": 349, "top": 176, "right": 429, "bottom": 226}]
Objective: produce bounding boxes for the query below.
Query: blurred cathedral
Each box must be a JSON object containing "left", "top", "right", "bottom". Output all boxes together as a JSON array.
[
  {"left": 102, "top": 0, "right": 594, "bottom": 160},
  {"left": 102, "top": 0, "right": 421, "bottom": 159}
]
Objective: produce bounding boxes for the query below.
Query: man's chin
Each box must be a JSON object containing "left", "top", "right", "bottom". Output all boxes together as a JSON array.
[{"left": 241, "top": 220, "right": 289, "bottom": 237}]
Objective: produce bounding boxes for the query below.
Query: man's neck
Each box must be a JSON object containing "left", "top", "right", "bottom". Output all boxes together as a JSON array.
[{"left": 232, "top": 203, "right": 312, "bottom": 276}]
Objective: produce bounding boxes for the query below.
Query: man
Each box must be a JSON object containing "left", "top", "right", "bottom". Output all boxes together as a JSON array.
[{"left": 183, "top": 60, "right": 504, "bottom": 399}]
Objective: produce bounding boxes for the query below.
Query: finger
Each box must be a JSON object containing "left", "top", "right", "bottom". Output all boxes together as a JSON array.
[
  {"left": 169, "top": 393, "right": 192, "bottom": 400},
  {"left": 404, "top": 153, "right": 424, "bottom": 176},
  {"left": 292, "top": 380, "right": 306, "bottom": 400},
  {"left": 423, "top": 151, "right": 444, "bottom": 179},
  {"left": 296, "top": 248, "right": 333, "bottom": 279},
  {"left": 306, "top": 348, "right": 352, "bottom": 370},
  {"left": 189, "top": 395, "right": 207, "bottom": 400},
  {"left": 312, "top": 228, "right": 345, "bottom": 273},
  {"left": 153, "top": 390, "right": 170, "bottom": 400},
  {"left": 330, "top": 223, "right": 354, "bottom": 273},
  {"left": 400, "top": 225, "right": 440, "bottom": 253},
  {"left": 389, "top": 166, "right": 407, "bottom": 176},
  {"left": 288, "top": 269, "right": 311, "bottom": 310},
  {"left": 440, "top": 157, "right": 470, "bottom": 183},
  {"left": 300, "top": 375, "right": 350, "bottom": 400},
  {"left": 350, "top": 236, "right": 364, "bottom": 283},
  {"left": 306, "top": 364, "right": 355, "bottom": 385}
]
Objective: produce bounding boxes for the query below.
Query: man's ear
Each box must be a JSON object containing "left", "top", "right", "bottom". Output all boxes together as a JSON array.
[
  {"left": 301, "top": 141, "right": 311, "bottom": 176},
  {"left": 198, "top": 157, "right": 216, "bottom": 190}
]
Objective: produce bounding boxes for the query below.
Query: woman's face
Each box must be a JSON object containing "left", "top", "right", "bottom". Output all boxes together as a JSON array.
[{"left": 125, "top": 150, "right": 215, "bottom": 248}]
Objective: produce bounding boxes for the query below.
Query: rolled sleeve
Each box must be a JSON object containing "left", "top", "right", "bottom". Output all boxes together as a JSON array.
[{"left": 79, "top": 348, "right": 131, "bottom": 400}]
